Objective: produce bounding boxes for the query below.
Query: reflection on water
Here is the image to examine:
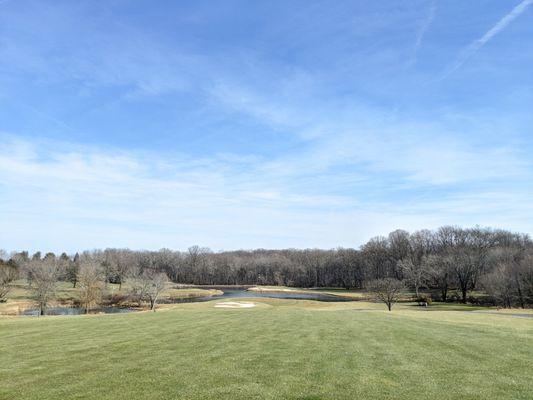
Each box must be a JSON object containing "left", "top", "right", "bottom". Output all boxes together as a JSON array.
[
  {"left": 164, "top": 289, "right": 354, "bottom": 303},
  {"left": 22, "top": 306, "right": 135, "bottom": 316}
]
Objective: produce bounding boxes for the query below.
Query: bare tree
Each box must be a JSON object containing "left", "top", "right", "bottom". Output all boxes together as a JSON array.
[
  {"left": 518, "top": 251, "right": 533, "bottom": 307},
  {"left": 77, "top": 262, "right": 104, "bottom": 313},
  {"left": 104, "top": 249, "right": 135, "bottom": 290},
  {"left": 129, "top": 267, "right": 168, "bottom": 310},
  {"left": 130, "top": 271, "right": 151, "bottom": 306},
  {"left": 335, "top": 248, "right": 365, "bottom": 289},
  {"left": 29, "top": 260, "right": 59, "bottom": 316},
  {"left": 453, "top": 249, "right": 483, "bottom": 303},
  {"left": 388, "top": 230, "right": 411, "bottom": 279},
  {"left": 399, "top": 259, "right": 426, "bottom": 298},
  {"left": 145, "top": 271, "right": 168, "bottom": 311},
  {"left": 0, "top": 262, "right": 18, "bottom": 302},
  {"left": 483, "top": 264, "right": 515, "bottom": 308},
  {"left": 10, "top": 251, "right": 29, "bottom": 266},
  {"left": 361, "top": 237, "right": 392, "bottom": 280},
  {"left": 483, "top": 248, "right": 533, "bottom": 308},
  {"left": 425, "top": 253, "right": 454, "bottom": 301},
  {"left": 185, "top": 245, "right": 211, "bottom": 284},
  {"left": 301, "top": 249, "right": 329, "bottom": 287},
  {"left": 437, "top": 227, "right": 493, "bottom": 303},
  {"left": 368, "top": 278, "right": 404, "bottom": 311}
]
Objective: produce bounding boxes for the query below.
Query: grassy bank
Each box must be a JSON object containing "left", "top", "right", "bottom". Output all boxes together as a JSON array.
[
  {"left": 248, "top": 285, "right": 368, "bottom": 299},
  {"left": 1, "top": 299, "right": 531, "bottom": 399},
  {"left": 0, "top": 281, "right": 222, "bottom": 315}
]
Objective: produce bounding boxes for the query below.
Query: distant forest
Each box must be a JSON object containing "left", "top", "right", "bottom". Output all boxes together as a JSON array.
[{"left": 2, "top": 226, "right": 532, "bottom": 308}]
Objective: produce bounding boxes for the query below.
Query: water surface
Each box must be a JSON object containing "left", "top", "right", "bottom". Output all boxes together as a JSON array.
[
  {"left": 164, "top": 289, "right": 354, "bottom": 303},
  {"left": 21, "top": 289, "right": 354, "bottom": 315}
]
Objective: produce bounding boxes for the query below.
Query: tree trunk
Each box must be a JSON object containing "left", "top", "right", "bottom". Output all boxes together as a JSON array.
[
  {"left": 516, "top": 279, "right": 525, "bottom": 309},
  {"left": 387, "top": 302, "right": 392, "bottom": 311},
  {"left": 461, "top": 287, "right": 467, "bottom": 303}
]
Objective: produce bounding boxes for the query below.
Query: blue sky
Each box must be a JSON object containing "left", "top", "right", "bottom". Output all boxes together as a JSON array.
[{"left": 1, "top": 0, "right": 532, "bottom": 253}]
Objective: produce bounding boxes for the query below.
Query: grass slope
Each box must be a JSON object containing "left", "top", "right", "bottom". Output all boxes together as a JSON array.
[{"left": 1, "top": 300, "right": 532, "bottom": 400}]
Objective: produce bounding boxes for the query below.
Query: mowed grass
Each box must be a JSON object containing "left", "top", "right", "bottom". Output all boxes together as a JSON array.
[{"left": 0, "top": 300, "right": 532, "bottom": 400}]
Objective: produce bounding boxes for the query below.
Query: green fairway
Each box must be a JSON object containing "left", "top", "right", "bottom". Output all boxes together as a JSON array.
[{"left": 1, "top": 300, "right": 532, "bottom": 400}]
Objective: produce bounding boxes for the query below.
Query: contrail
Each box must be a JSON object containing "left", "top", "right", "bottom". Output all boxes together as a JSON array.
[
  {"left": 407, "top": 2, "right": 437, "bottom": 67},
  {"left": 414, "top": 2, "right": 437, "bottom": 53},
  {"left": 444, "top": 0, "right": 533, "bottom": 77}
]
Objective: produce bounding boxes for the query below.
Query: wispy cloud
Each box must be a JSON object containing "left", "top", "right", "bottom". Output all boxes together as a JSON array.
[
  {"left": 2, "top": 120, "right": 531, "bottom": 252},
  {"left": 207, "top": 76, "right": 531, "bottom": 186},
  {"left": 444, "top": 0, "right": 533, "bottom": 77},
  {"left": 0, "top": 136, "right": 363, "bottom": 251},
  {"left": 0, "top": 2, "right": 532, "bottom": 252}
]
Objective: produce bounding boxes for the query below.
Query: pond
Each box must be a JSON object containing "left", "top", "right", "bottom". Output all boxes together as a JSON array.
[
  {"left": 163, "top": 289, "right": 355, "bottom": 303},
  {"left": 21, "top": 289, "right": 354, "bottom": 316}
]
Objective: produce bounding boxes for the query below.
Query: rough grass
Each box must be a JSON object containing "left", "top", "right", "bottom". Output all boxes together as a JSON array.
[
  {"left": 1, "top": 299, "right": 531, "bottom": 400},
  {"left": 0, "top": 281, "right": 221, "bottom": 314}
]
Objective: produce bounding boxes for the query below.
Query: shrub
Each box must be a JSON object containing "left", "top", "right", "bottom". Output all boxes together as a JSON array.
[
  {"left": 416, "top": 295, "right": 432, "bottom": 306},
  {"left": 447, "top": 293, "right": 461, "bottom": 303},
  {"left": 104, "top": 293, "right": 130, "bottom": 306},
  {"left": 430, "top": 292, "right": 441, "bottom": 302}
]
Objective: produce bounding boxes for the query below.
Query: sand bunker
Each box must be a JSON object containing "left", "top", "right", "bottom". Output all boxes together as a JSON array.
[{"left": 214, "top": 301, "right": 256, "bottom": 309}]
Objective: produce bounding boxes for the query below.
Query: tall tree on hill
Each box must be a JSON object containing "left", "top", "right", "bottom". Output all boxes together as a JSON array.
[
  {"left": 10, "top": 251, "right": 29, "bottom": 266},
  {"left": 361, "top": 237, "right": 392, "bottom": 280},
  {"left": 388, "top": 229, "right": 411, "bottom": 279},
  {"left": 66, "top": 253, "right": 80, "bottom": 288},
  {"left": 451, "top": 228, "right": 496, "bottom": 303},
  {"left": 43, "top": 252, "right": 56, "bottom": 262},
  {"left": 399, "top": 230, "right": 433, "bottom": 297}
]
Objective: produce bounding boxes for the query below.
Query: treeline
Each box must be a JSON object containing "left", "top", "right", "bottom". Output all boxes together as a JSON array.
[{"left": 1, "top": 226, "right": 533, "bottom": 308}]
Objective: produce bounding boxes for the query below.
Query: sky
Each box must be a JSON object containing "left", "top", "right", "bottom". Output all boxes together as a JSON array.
[{"left": 1, "top": 0, "right": 532, "bottom": 253}]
